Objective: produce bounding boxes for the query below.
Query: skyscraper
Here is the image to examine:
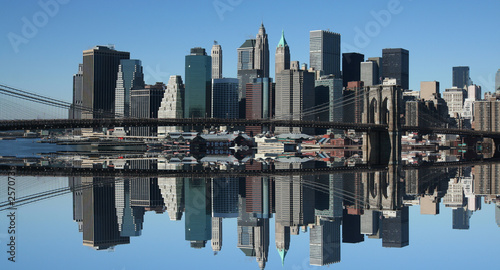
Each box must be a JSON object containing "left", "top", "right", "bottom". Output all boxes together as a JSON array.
[
  {"left": 69, "top": 64, "right": 83, "bottom": 119},
  {"left": 496, "top": 69, "right": 500, "bottom": 93},
  {"left": 382, "top": 207, "right": 409, "bottom": 247},
  {"left": 158, "top": 75, "right": 184, "bottom": 136},
  {"left": 452, "top": 66, "right": 470, "bottom": 89},
  {"left": 130, "top": 82, "right": 165, "bottom": 136},
  {"left": 310, "top": 218, "right": 341, "bottom": 266},
  {"left": 342, "top": 53, "right": 364, "bottom": 87},
  {"left": 211, "top": 217, "right": 222, "bottom": 253},
  {"left": 360, "top": 61, "right": 378, "bottom": 87},
  {"left": 212, "top": 78, "right": 239, "bottom": 118},
  {"left": 275, "top": 30, "right": 290, "bottom": 78},
  {"left": 309, "top": 30, "right": 341, "bottom": 78},
  {"left": 237, "top": 39, "right": 256, "bottom": 71},
  {"left": 82, "top": 177, "right": 130, "bottom": 249},
  {"left": 82, "top": 45, "right": 130, "bottom": 119},
  {"left": 114, "top": 59, "right": 145, "bottom": 118},
  {"left": 315, "top": 75, "right": 343, "bottom": 123},
  {"left": 211, "top": 42, "right": 222, "bottom": 79},
  {"left": 185, "top": 178, "right": 211, "bottom": 249},
  {"left": 245, "top": 77, "right": 274, "bottom": 135},
  {"left": 254, "top": 22, "right": 270, "bottom": 78},
  {"left": 157, "top": 176, "right": 184, "bottom": 221},
  {"left": 185, "top": 47, "right": 212, "bottom": 118},
  {"left": 382, "top": 48, "right": 409, "bottom": 90},
  {"left": 275, "top": 66, "right": 315, "bottom": 134}
]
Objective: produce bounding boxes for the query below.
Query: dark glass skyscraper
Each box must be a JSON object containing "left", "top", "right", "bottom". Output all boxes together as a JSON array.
[
  {"left": 185, "top": 47, "right": 212, "bottom": 118},
  {"left": 211, "top": 78, "right": 239, "bottom": 119},
  {"left": 130, "top": 83, "right": 164, "bottom": 136},
  {"left": 452, "top": 66, "right": 471, "bottom": 89},
  {"left": 382, "top": 48, "right": 409, "bottom": 89},
  {"left": 310, "top": 30, "right": 341, "bottom": 78},
  {"left": 342, "top": 53, "right": 364, "bottom": 87},
  {"left": 82, "top": 45, "right": 130, "bottom": 119},
  {"left": 115, "top": 59, "right": 145, "bottom": 118}
]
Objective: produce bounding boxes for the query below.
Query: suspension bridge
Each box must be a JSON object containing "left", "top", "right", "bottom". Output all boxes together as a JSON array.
[{"left": 2, "top": 83, "right": 500, "bottom": 139}]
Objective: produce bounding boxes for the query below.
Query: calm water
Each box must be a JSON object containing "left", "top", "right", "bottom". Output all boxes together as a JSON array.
[{"left": 0, "top": 139, "right": 499, "bottom": 269}]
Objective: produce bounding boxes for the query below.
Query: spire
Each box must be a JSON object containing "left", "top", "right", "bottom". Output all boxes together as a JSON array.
[
  {"left": 258, "top": 21, "right": 266, "bottom": 35},
  {"left": 277, "top": 30, "right": 287, "bottom": 48},
  {"left": 277, "top": 248, "right": 287, "bottom": 266}
]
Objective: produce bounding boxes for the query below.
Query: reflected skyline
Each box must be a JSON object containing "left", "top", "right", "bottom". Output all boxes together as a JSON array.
[{"left": 1, "top": 138, "right": 499, "bottom": 269}]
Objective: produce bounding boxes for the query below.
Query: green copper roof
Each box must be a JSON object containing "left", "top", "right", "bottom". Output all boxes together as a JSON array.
[
  {"left": 277, "top": 30, "right": 287, "bottom": 48},
  {"left": 277, "top": 248, "right": 287, "bottom": 266}
]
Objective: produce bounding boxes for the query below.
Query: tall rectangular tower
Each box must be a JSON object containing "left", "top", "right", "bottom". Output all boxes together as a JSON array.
[
  {"left": 342, "top": 53, "right": 364, "bottom": 87},
  {"left": 382, "top": 48, "right": 409, "bottom": 90},
  {"left": 82, "top": 45, "right": 130, "bottom": 119},
  {"left": 254, "top": 23, "right": 270, "bottom": 78},
  {"left": 114, "top": 59, "right": 145, "bottom": 118},
  {"left": 212, "top": 78, "right": 239, "bottom": 119},
  {"left": 185, "top": 47, "right": 212, "bottom": 118},
  {"left": 452, "top": 66, "right": 470, "bottom": 89},
  {"left": 310, "top": 30, "right": 341, "bottom": 78},
  {"left": 69, "top": 64, "right": 83, "bottom": 119},
  {"left": 275, "top": 67, "right": 315, "bottom": 134},
  {"left": 211, "top": 43, "right": 222, "bottom": 79}
]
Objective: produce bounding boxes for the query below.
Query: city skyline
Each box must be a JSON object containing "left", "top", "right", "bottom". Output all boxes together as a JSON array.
[{"left": 2, "top": 0, "right": 500, "bottom": 104}]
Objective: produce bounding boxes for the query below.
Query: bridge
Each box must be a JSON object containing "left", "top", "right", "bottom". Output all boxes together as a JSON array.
[
  {"left": 2, "top": 83, "right": 500, "bottom": 156},
  {"left": 0, "top": 118, "right": 388, "bottom": 131}
]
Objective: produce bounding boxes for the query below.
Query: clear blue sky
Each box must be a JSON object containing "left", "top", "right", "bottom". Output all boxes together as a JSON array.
[{"left": 1, "top": 0, "right": 499, "bottom": 103}]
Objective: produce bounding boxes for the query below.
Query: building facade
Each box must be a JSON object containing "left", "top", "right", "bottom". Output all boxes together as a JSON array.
[
  {"left": 275, "top": 67, "right": 316, "bottom": 134},
  {"left": 245, "top": 77, "right": 274, "bottom": 135},
  {"left": 212, "top": 78, "right": 239, "bottom": 119},
  {"left": 442, "top": 87, "right": 466, "bottom": 118},
  {"left": 185, "top": 47, "right": 212, "bottom": 118},
  {"left": 474, "top": 100, "right": 500, "bottom": 132},
  {"left": 254, "top": 23, "right": 270, "bottom": 78},
  {"left": 309, "top": 30, "right": 341, "bottom": 78},
  {"left": 382, "top": 48, "right": 409, "bottom": 90},
  {"left": 69, "top": 64, "right": 83, "bottom": 119},
  {"left": 452, "top": 66, "right": 470, "bottom": 89},
  {"left": 420, "top": 81, "right": 440, "bottom": 101},
  {"left": 158, "top": 75, "right": 184, "bottom": 136},
  {"left": 130, "top": 83, "right": 165, "bottom": 136},
  {"left": 82, "top": 45, "right": 130, "bottom": 119},
  {"left": 342, "top": 53, "right": 364, "bottom": 87},
  {"left": 360, "top": 61, "right": 378, "bottom": 87},
  {"left": 275, "top": 30, "right": 290, "bottom": 79},
  {"left": 211, "top": 43, "right": 222, "bottom": 79},
  {"left": 114, "top": 59, "right": 145, "bottom": 118}
]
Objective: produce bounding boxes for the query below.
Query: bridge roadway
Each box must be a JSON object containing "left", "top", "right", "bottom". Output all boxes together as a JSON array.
[
  {"left": 0, "top": 118, "right": 386, "bottom": 131},
  {"left": 2, "top": 118, "right": 500, "bottom": 138},
  {"left": 1, "top": 158, "right": 499, "bottom": 178}
]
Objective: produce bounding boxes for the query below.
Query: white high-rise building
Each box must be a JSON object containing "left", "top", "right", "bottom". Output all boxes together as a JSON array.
[
  {"left": 114, "top": 59, "right": 144, "bottom": 118},
  {"left": 158, "top": 75, "right": 184, "bottom": 137},
  {"left": 211, "top": 42, "right": 222, "bottom": 79}
]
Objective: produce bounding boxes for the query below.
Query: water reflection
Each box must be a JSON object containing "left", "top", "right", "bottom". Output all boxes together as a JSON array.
[{"left": 0, "top": 139, "right": 499, "bottom": 269}]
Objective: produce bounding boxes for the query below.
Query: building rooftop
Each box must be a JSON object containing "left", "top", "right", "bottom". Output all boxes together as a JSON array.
[{"left": 277, "top": 30, "right": 288, "bottom": 48}]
